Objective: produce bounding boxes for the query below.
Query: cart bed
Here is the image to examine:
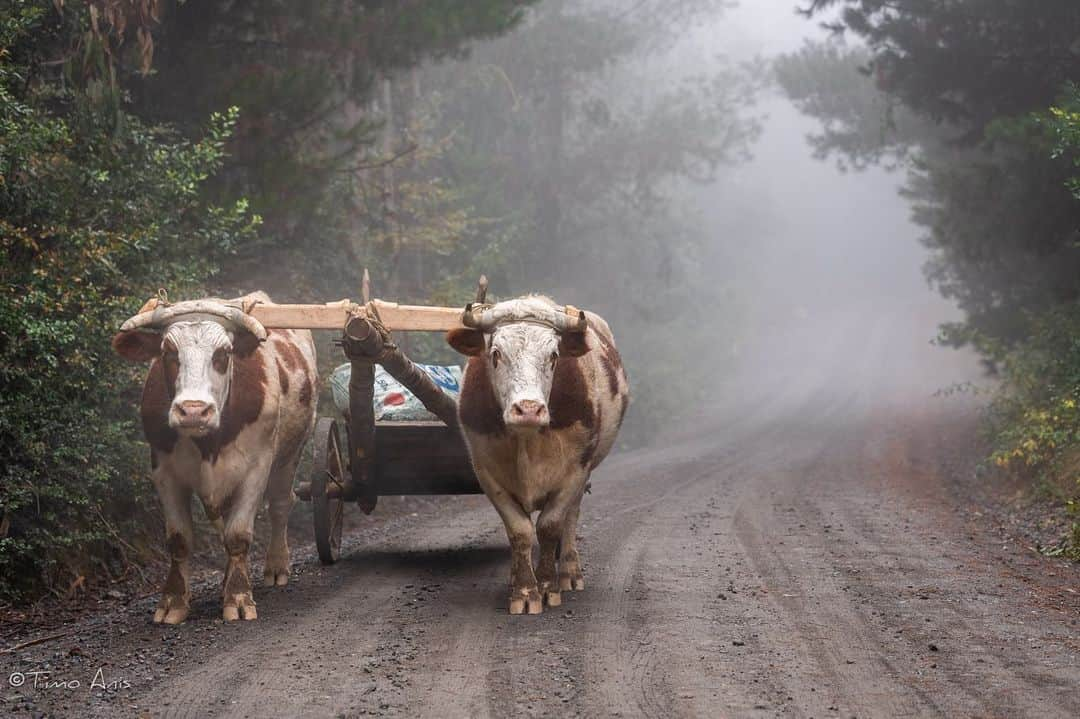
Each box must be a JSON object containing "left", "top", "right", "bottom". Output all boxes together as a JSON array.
[{"left": 371, "top": 420, "right": 481, "bottom": 495}]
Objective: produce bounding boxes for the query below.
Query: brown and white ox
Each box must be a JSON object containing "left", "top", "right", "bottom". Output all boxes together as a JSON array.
[
  {"left": 112, "top": 292, "right": 316, "bottom": 623},
  {"left": 447, "top": 296, "right": 629, "bottom": 614}
]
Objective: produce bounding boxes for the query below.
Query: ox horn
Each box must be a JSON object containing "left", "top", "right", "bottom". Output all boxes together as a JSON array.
[
  {"left": 120, "top": 299, "right": 268, "bottom": 340},
  {"left": 460, "top": 303, "right": 588, "bottom": 334},
  {"left": 460, "top": 303, "right": 493, "bottom": 331},
  {"left": 554, "top": 305, "right": 588, "bottom": 333}
]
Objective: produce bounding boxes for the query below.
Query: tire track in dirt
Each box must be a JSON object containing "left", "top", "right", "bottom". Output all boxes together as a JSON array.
[
  {"left": 569, "top": 385, "right": 855, "bottom": 718},
  {"left": 731, "top": 441, "right": 947, "bottom": 718},
  {"left": 834, "top": 409, "right": 1080, "bottom": 718}
]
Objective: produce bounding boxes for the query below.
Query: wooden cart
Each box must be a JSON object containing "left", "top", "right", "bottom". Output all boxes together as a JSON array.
[{"left": 251, "top": 275, "right": 485, "bottom": 564}]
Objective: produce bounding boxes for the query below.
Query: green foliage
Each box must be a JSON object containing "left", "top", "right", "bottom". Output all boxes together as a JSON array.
[
  {"left": 0, "top": 1, "right": 258, "bottom": 600},
  {"left": 1047, "top": 83, "right": 1080, "bottom": 202},
  {"left": 777, "top": 40, "right": 1080, "bottom": 350},
  {"left": 985, "top": 306, "right": 1080, "bottom": 476},
  {"left": 983, "top": 304, "right": 1080, "bottom": 558}
]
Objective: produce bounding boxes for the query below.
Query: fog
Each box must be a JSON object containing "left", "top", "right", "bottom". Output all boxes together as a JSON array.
[
  {"left": 417, "top": 0, "right": 987, "bottom": 436},
  {"left": 677, "top": 2, "right": 981, "bottom": 412},
  {"left": 696, "top": 4, "right": 942, "bottom": 310}
]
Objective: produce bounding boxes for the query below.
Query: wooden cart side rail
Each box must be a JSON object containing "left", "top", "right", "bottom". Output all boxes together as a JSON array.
[{"left": 248, "top": 299, "right": 465, "bottom": 332}]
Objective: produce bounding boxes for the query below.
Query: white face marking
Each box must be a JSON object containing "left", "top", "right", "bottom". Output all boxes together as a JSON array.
[
  {"left": 164, "top": 321, "right": 233, "bottom": 434},
  {"left": 488, "top": 322, "right": 560, "bottom": 430}
]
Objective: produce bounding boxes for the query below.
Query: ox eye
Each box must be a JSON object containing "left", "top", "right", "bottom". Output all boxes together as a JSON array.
[
  {"left": 491, "top": 348, "right": 501, "bottom": 368},
  {"left": 550, "top": 351, "right": 559, "bottom": 366},
  {"left": 212, "top": 348, "right": 229, "bottom": 374}
]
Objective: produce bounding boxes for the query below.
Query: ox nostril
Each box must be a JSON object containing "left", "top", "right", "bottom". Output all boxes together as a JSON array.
[
  {"left": 512, "top": 401, "right": 547, "bottom": 420},
  {"left": 176, "top": 401, "right": 212, "bottom": 423}
]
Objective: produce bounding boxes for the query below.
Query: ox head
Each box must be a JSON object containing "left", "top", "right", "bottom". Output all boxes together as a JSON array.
[
  {"left": 447, "top": 296, "right": 591, "bottom": 432},
  {"left": 112, "top": 300, "right": 265, "bottom": 436}
]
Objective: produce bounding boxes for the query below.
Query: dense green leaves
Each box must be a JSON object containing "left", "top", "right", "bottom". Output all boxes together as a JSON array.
[
  {"left": 1048, "top": 84, "right": 1080, "bottom": 202},
  {"left": 0, "top": 1, "right": 258, "bottom": 599}
]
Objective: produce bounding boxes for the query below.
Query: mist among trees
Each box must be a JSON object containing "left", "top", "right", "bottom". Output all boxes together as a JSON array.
[{"left": 778, "top": 1, "right": 1080, "bottom": 531}]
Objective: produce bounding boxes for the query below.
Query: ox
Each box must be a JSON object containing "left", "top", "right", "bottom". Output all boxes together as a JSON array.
[
  {"left": 112, "top": 292, "right": 316, "bottom": 623},
  {"left": 447, "top": 296, "right": 629, "bottom": 614}
]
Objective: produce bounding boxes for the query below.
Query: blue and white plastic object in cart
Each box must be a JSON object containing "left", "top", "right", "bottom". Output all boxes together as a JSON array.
[{"left": 329, "top": 363, "right": 463, "bottom": 421}]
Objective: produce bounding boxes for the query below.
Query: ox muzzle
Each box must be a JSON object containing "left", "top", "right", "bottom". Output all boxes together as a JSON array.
[{"left": 170, "top": 398, "right": 218, "bottom": 434}]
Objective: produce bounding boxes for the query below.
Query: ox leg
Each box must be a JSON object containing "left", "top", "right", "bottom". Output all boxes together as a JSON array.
[
  {"left": 504, "top": 509, "right": 543, "bottom": 616},
  {"left": 535, "top": 512, "right": 563, "bottom": 608},
  {"left": 154, "top": 479, "right": 194, "bottom": 624},
  {"left": 220, "top": 484, "right": 264, "bottom": 621},
  {"left": 537, "top": 481, "right": 587, "bottom": 605},
  {"left": 558, "top": 492, "right": 586, "bottom": 592},
  {"left": 482, "top": 488, "right": 541, "bottom": 615},
  {"left": 263, "top": 459, "right": 297, "bottom": 587}
]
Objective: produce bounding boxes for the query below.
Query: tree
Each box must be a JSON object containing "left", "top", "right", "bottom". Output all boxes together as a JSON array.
[
  {"left": 800, "top": 1, "right": 1080, "bottom": 135},
  {"left": 126, "top": 0, "right": 538, "bottom": 300},
  {"left": 779, "top": 4, "right": 1080, "bottom": 350}
]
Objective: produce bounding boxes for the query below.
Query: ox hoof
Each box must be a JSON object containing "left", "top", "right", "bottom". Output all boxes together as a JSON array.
[
  {"left": 223, "top": 593, "right": 258, "bottom": 621},
  {"left": 263, "top": 569, "right": 289, "bottom": 587},
  {"left": 538, "top": 580, "right": 561, "bottom": 607},
  {"left": 509, "top": 590, "right": 543, "bottom": 615},
  {"left": 558, "top": 576, "right": 585, "bottom": 592},
  {"left": 153, "top": 595, "right": 190, "bottom": 625}
]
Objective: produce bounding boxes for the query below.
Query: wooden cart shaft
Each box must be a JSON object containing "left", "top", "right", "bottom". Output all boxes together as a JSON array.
[{"left": 339, "top": 315, "right": 478, "bottom": 506}]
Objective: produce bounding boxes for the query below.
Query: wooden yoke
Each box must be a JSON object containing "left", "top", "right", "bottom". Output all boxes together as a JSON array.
[{"left": 248, "top": 299, "right": 465, "bottom": 332}]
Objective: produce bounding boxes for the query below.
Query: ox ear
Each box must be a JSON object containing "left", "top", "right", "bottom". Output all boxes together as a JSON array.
[
  {"left": 558, "top": 331, "right": 591, "bottom": 358},
  {"left": 446, "top": 328, "right": 486, "bottom": 356},
  {"left": 112, "top": 330, "right": 162, "bottom": 362},
  {"left": 231, "top": 330, "right": 263, "bottom": 358}
]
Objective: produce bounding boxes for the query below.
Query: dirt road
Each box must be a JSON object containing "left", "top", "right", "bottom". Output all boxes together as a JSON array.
[{"left": 4, "top": 307, "right": 1079, "bottom": 718}]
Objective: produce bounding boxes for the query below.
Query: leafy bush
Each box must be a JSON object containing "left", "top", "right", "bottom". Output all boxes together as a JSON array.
[
  {"left": 1049, "top": 83, "right": 1080, "bottom": 201},
  {"left": 0, "top": 2, "right": 258, "bottom": 600},
  {"left": 987, "top": 306, "right": 1080, "bottom": 477},
  {"left": 984, "top": 86, "right": 1080, "bottom": 557}
]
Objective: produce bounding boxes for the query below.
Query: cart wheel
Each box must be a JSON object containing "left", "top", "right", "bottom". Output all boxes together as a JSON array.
[{"left": 311, "top": 417, "right": 346, "bottom": 565}]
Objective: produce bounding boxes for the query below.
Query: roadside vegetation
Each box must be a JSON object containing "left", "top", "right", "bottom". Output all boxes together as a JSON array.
[
  {"left": 0, "top": 2, "right": 258, "bottom": 601},
  {"left": 781, "top": 2, "right": 1080, "bottom": 556}
]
